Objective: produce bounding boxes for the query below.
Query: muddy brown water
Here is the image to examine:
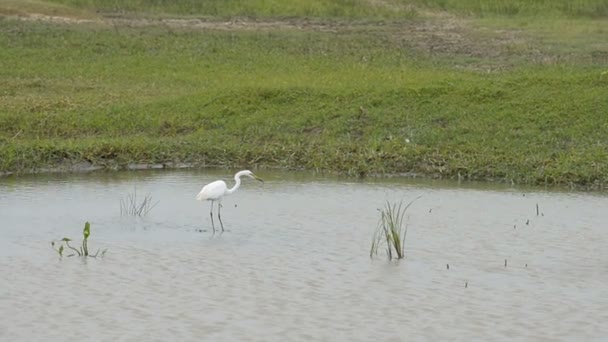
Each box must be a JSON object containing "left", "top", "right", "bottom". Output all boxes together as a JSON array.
[{"left": 1, "top": 169, "right": 607, "bottom": 341}]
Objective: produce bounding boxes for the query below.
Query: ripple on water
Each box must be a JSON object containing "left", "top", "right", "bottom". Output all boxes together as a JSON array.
[{"left": 1, "top": 170, "right": 608, "bottom": 341}]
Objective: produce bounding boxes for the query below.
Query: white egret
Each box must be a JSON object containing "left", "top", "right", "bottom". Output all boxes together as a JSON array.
[{"left": 196, "top": 170, "right": 263, "bottom": 232}]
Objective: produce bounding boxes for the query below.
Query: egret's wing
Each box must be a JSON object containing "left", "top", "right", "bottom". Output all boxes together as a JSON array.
[{"left": 196, "top": 180, "right": 227, "bottom": 201}]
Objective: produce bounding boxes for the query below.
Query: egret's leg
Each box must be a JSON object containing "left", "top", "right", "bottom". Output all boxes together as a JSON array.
[
  {"left": 218, "top": 202, "right": 224, "bottom": 232},
  {"left": 209, "top": 201, "right": 216, "bottom": 233}
]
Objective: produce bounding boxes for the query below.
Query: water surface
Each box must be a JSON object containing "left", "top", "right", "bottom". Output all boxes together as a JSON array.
[{"left": 1, "top": 170, "right": 607, "bottom": 341}]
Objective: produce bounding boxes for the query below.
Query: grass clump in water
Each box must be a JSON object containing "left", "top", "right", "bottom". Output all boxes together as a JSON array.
[
  {"left": 51, "top": 221, "right": 107, "bottom": 258},
  {"left": 120, "top": 188, "right": 158, "bottom": 216},
  {"left": 370, "top": 197, "right": 420, "bottom": 261}
]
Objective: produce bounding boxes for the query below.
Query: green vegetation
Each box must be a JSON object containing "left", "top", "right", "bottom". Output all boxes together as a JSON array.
[
  {"left": 51, "top": 221, "right": 107, "bottom": 257},
  {"left": 25, "top": 0, "right": 608, "bottom": 19},
  {"left": 412, "top": 0, "right": 608, "bottom": 18},
  {"left": 1, "top": 1, "right": 607, "bottom": 188},
  {"left": 371, "top": 198, "right": 419, "bottom": 260},
  {"left": 45, "top": 0, "right": 417, "bottom": 19}
]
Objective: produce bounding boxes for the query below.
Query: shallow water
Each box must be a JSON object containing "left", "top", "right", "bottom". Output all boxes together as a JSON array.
[{"left": 1, "top": 169, "right": 607, "bottom": 341}]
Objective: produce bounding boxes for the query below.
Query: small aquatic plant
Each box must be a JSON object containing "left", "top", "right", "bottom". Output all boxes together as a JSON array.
[
  {"left": 51, "top": 222, "right": 107, "bottom": 258},
  {"left": 370, "top": 197, "right": 420, "bottom": 261},
  {"left": 120, "top": 188, "right": 158, "bottom": 216}
]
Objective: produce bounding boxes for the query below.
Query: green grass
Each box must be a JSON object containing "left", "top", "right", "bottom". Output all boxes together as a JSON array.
[
  {"left": 410, "top": 0, "right": 608, "bottom": 18},
  {"left": 1, "top": 1, "right": 607, "bottom": 188},
  {"left": 34, "top": 0, "right": 608, "bottom": 19},
  {"left": 42, "top": 0, "right": 417, "bottom": 19},
  {"left": 0, "top": 0, "right": 94, "bottom": 17},
  {"left": 371, "top": 198, "right": 419, "bottom": 260}
]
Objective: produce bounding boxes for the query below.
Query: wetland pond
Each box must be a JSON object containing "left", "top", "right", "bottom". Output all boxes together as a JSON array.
[{"left": 1, "top": 169, "right": 607, "bottom": 341}]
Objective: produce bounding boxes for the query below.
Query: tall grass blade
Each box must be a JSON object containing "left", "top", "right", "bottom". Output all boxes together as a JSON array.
[{"left": 370, "top": 196, "right": 421, "bottom": 261}]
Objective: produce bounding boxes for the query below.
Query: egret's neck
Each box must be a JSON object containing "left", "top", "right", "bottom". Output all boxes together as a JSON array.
[{"left": 225, "top": 174, "right": 243, "bottom": 195}]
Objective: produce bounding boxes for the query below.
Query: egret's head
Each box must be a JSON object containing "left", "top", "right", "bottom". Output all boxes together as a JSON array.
[{"left": 243, "top": 170, "right": 264, "bottom": 183}]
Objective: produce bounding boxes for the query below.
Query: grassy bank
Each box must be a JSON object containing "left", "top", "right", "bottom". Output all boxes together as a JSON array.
[
  {"left": 411, "top": 0, "right": 608, "bottom": 18},
  {"left": 1, "top": 1, "right": 607, "bottom": 188},
  {"left": 15, "top": 0, "right": 608, "bottom": 19}
]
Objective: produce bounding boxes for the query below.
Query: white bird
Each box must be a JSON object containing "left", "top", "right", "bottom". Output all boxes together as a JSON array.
[{"left": 196, "top": 170, "right": 263, "bottom": 232}]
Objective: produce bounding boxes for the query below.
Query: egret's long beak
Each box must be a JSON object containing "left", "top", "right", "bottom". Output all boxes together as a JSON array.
[{"left": 253, "top": 175, "right": 264, "bottom": 183}]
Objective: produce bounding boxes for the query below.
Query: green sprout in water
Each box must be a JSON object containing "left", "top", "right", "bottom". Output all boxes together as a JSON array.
[
  {"left": 370, "top": 197, "right": 420, "bottom": 261},
  {"left": 51, "top": 222, "right": 107, "bottom": 258}
]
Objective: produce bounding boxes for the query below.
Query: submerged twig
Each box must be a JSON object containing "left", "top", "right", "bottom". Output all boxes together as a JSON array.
[
  {"left": 120, "top": 188, "right": 159, "bottom": 216},
  {"left": 64, "top": 239, "right": 82, "bottom": 256}
]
